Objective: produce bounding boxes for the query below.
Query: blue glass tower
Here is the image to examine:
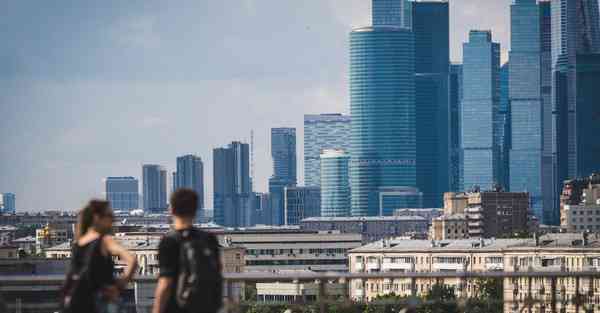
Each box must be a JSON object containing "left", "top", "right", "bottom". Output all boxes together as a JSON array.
[
  {"left": 499, "top": 62, "right": 510, "bottom": 192},
  {"left": 214, "top": 142, "right": 251, "bottom": 227},
  {"left": 269, "top": 127, "right": 297, "bottom": 225},
  {"left": 413, "top": 1, "right": 450, "bottom": 208},
  {"left": 320, "top": 149, "right": 350, "bottom": 217},
  {"left": 372, "top": 0, "right": 412, "bottom": 29},
  {"left": 104, "top": 177, "right": 139, "bottom": 212},
  {"left": 304, "top": 114, "right": 351, "bottom": 187},
  {"left": 175, "top": 155, "right": 204, "bottom": 210},
  {"left": 142, "top": 164, "right": 168, "bottom": 213},
  {"left": 540, "top": 1, "right": 554, "bottom": 224},
  {"left": 0, "top": 193, "right": 16, "bottom": 213},
  {"left": 575, "top": 54, "right": 600, "bottom": 178},
  {"left": 551, "top": 0, "right": 600, "bottom": 224},
  {"left": 461, "top": 30, "right": 501, "bottom": 191},
  {"left": 349, "top": 26, "right": 415, "bottom": 216},
  {"left": 509, "top": 0, "right": 543, "bottom": 219},
  {"left": 449, "top": 64, "right": 463, "bottom": 192}
]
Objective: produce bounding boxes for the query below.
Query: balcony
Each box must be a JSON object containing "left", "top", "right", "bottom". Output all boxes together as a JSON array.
[
  {"left": 366, "top": 261, "right": 380, "bottom": 271},
  {"left": 485, "top": 262, "right": 504, "bottom": 271},
  {"left": 355, "top": 262, "right": 364, "bottom": 271},
  {"left": 432, "top": 262, "right": 466, "bottom": 272},
  {"left": 382, "top": 261, "right": 413, "bottom": 272}
]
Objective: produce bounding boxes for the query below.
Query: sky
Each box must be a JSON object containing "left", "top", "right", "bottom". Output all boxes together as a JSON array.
[{"left": 0, "top": 0, "right": 516, "bottom": 211}]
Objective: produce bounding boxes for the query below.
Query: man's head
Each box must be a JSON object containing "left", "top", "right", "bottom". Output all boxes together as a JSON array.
[{"left": 170, "top": 188, "right": 198, "bottom": 218}]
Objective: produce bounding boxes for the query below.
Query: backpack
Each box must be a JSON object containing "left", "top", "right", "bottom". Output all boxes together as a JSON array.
[
  {"left": 60, "top": 238, "right": 101, "bottom": 313},
  {"left": 174, "top": 229, "right": 223, "bottom": 313}
]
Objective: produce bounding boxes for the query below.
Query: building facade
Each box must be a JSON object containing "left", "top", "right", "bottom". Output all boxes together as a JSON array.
[
  {"left": 551, "top": 0, "right": 600, "bottom": 225},
  {"left": 378, "top": 187, "right": 423, "bottom": 216},
  {"left": 104, "top": 177, "right": 139, "bottom": 212},
  {"left": 320, "top": 149, "right": 350, "bottom": 217},
  {"left": 509, "top": 0, "right": 543, "bottom": 220},
  {"left": 350, "top": 26, "right": 416, "bottom": 216},
  {"left": 449, "top": 64, "right": 463, "bottom": 192},
  {"left": 284, "top": 186, "right": 320, "bottom": 226},
  {"left": 174, "top": 154, "right": 204, "bottom": 210},
  {"left": 466, "top": 191, "right": 529, "bottom": 238},
  {"left": 413, "top": 1, "right": 450, "bottom": 208},
  {"left": 300, "top": 216, "right": 429, "bottom": 243},
  {"left": 561, "top": 173, "right": 600, "bottom": 232},
  {"left": 304, "top": 114, "right": 351, "bottom": 187},
  {"left": 371, "top": 0, "right": 411, "bottom": 29},
  {"left": 0, "top": 193, "right": 16, "bottom": 213},
  {"left": 142, "top": 164, "right": 167, "bottom": 213},
  {"left": 269, "top": 128, "right": 297, "bottom": 226},
  {"left": 461, "top": 30, "right": 501, "bottom": 191},
  {"left": 214, "top": 142, "right": 252, "bottom": 228}
]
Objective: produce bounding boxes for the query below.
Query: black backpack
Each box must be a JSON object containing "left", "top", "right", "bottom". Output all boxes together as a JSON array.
[
  {"left": 60, "top": 238, "right": 101, "bottom": 313},
  {"left": 174, "top": 229, "right": 223, "bottom": 313}
]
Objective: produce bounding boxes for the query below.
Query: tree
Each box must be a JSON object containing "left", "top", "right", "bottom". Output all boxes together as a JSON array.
[{"left": 420, "top": 284, "right": 458, "bottom": 313}]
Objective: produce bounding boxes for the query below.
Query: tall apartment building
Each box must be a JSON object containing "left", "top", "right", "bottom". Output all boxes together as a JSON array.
[
  {"left": 142, "top": 164, "right": 167, "bottom": 213},
  {"left": 213, "top": 142, "right": 251, "bottom": 228},
  {"left": 303, "top": 114, "right": 351, "bottom": 187},
  {"left": 104, "top": 177, "right": 139, "bottom": 212},
  {"left": 561, "top": 173, "right": 600, "bottom": 232},
  {"left": 284, "top": 186, "right": 320, "bottom": 226}
]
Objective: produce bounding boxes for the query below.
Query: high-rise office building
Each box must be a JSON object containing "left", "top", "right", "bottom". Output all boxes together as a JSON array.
[
  {"left": 461, "top": 30, "right": 501, "bottom": 191},
  {"left": 304, "top": 114, "right": 351, "bottom": 187},
  {"left": 320, "top": 149, "right": 350, "bottom": 217},
  {"left": 269, "top": 128, "right": 297, "bottom": 226},
  {"left": 0, "top": 193, "right": 16, "bottom": 213},
  {"left": 372, "top": 0, "right": 412, "bottom": 29},
  {"left": 378, "top": 186, "right": 423, "bottom": 216},
  {"left": 284, "top": 186, "right": 321, "bottom": 225},
  {"left": 350, "top": 26, "right": 416, "bottom": 216},
  {"left": 540, "top": 0, "right": 554, "bottom": 224},
  {"left": 104, "top": 177, "right": 139, "bottom": 212},
  {"left": 509, "top": 0, "right": 543, "bottom": 219},
  {"left": 449, "top": 63, "right": 463, "bottom": 192},
  {"left": 251, "top": 192, "right": 270, "bottom": 226},
  {"left": 551, "top": 0, "right": 600, "bottom": 224},
  {"left": 214, "top": 142, "right": 251, "bottom": 227},
  {"left": 142, "top": 164, "right": 167, "bottom": 213},
  {"left": 413, "top": 1, "right": 450, "bottom": 208},
  {"left": 575, "top": 54, "right": 600, "bottom": 177},
  {"left": 499, "top": 62, "right": 511, "bottom": 192},
  {"left": 175, "top": 155, "right": 204, "bottom": 210}
]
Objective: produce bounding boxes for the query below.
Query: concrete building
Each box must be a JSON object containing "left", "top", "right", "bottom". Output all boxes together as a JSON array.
[
  {"left": 0, "top": 193, "right": 16, "bottom": 213},
  {"left": 461, "top": 30, "right": 502, "bottom": 191},
  {"left": 214, "top": 142, "right": 252, "bottom": 227},
  {"left": 348, "top": 233, "right": 600, "bottom": 313},
  {"left": 104, "top": 177, "right": 139, "bottom": 212},
  {"left": 429, "top": 214, "right": 468, "bottom": 240},
  {"left": 299, "top": 216, "right": 429, "bottom": 243},
  {"left": 175, "top": 154, "right": 204, "bottom": 210},
  {"left": 142, "top": 164, "right": 167, "bottom": 213},
  {"left": 561, "top": 173, "right": 600, "bottom": 232},
  {"left": 393, "top": 208, "right": 441, "bottom": 221},
  {"left": 36, "top": 223, "right": 73, "bottom": 252},
  {"left": 284, "top": 186, "right": 320, "bottom": 226},
  {"left": 215, "top": 228, "right": 362, "bottom": 272},
  {"left": 320, "top": 149, "right": 350, "bottom": 217},
  {"left": 465, "top": 190, "right": 529, "bottom": 238},
  {"left": 350, "top": 25, "right": 416, "bottom": 216},
  {"left": 304, "top": 114, "right": 351, "bottom": 187}
]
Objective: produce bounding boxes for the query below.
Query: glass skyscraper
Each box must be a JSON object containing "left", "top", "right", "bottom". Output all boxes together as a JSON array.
[
  {"left": 269, "top": 128, "right": 297, "bottom": 225},
  {"left": 213, "top": 142, "right": 251, "bottom": 227},
  {"left": 0, "top": 193, "right": 16, "bottom": 213},
  {"left": 175, "top": 154, "right": 204, "bottom": 210},
  {"left": 320, "top": 149, "right": 350, "bottom": 217},
  {"left": 413, "top": 1, "right": 450, "bottom": 208},
  {"left": 461, "top": 30, "right": 501, "bottom": 191},
  {"left": 449, "top": 63, "right": 463, "bottom": 192},
  {"left": 104, "top": 177, "right": 139, "bottom": 212},
  {"left": 499, "top": 62, "right": 510, "bottom": 192},
  {"left": 378, "top": 186, "right": 423, "bottom": 216},
  {"left": 575, "top": 54, "right": 600, "bottom": 179},
  {"left": 304, "top": 114, "right": 351, "bottom": 187},
  {"left": 551, "top": 0, "right": 600, "bottom": 224},
  {"left": 540, "top": 1, "right": 554, "bottom": 224},
  {"left": 509, "top": 0, "right": 543, "bottom": 219},
  {"left": 284, "top": 186, "right": 320, "bottom": 225},
  {"left": 350, "top": 26, "right": 416, "bottom": 216},
  {"left": 142, "top": 164, "right": 167, "bottom": 213},
  {"left": 372, "top": 0, "right": 412, "bottom": 29}
]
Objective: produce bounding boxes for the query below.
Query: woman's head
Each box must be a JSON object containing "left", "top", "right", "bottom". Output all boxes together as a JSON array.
[{"left": 76, "top": 199, "right": 114, "bottom": 239}]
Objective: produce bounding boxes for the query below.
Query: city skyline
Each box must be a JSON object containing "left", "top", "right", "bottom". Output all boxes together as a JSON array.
[{"left": 2, "top": 1, "right": 597, "bottom": 211}]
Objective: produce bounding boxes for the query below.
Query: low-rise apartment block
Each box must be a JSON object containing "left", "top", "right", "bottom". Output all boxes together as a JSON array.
[{"left": 561, "top": 173, "right": 600, "bottom": 232}]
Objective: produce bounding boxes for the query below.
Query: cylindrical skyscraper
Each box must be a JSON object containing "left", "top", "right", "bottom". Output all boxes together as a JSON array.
[
  {"left": 320, "top": 149, "right": 350, "bottom": 217},
  {"left": 349, "top": 26, "right": 416, "bottom": 216}
]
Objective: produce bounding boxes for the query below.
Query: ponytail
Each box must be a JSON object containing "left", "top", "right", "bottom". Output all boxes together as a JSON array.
[{"left": 75, "top": 200, "right": 110, "bottom": 239}]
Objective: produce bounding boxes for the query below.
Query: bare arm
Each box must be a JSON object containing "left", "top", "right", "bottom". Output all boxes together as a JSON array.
[
  {"left": 103, "top": 235, "right": 138, "bottom": 285},
  {"left": 152, "top": 277, "right": 173, "bottom": 313}
]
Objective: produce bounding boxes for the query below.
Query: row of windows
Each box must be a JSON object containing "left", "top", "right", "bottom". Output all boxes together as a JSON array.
[
  {"left": 247, "top": 259, "right": 347, "bottom": 266},
  {"left": 247, "top": 248, "right": 347, "bottom": 256}
]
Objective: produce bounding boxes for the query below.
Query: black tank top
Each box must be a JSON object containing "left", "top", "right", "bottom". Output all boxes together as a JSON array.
[{"left": 72, "top": 236, "right": 115, "bottom": 290}]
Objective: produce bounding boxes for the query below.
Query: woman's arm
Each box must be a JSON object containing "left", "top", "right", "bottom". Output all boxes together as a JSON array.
[{"left": 103, "top": 235, "right": 138, "bottom": 287}]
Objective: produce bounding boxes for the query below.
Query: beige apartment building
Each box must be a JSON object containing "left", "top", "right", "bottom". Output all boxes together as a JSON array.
[
  {"left": 561, "top": 175, "right": 600, "bottom": 232},
  {"left": 348, "top": 233, "right": 600, "bottom": 313}
]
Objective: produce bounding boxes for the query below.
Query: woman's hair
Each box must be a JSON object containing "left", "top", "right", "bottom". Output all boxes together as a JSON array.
[{"left": 75, "top": 199, "right": 111, "bottom": 239}]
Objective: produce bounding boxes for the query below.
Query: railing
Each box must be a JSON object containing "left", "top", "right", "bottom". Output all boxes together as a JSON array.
[{"left": 2, "top": 271, "right": 600, "bottom": 313}]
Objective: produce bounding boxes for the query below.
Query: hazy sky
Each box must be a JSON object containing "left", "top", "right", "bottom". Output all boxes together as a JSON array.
[{"left": 0, "top": 0, "right": 516, "bottom": 211}]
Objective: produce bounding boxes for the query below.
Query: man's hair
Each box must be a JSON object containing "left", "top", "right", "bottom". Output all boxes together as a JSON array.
[{"left": 170, "top": 188, "right": 198, "bottom": 217}]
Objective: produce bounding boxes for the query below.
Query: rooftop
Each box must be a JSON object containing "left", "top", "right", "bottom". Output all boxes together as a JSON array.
[{"left": 301, "top": 216, "right": 426, "bottom": 222}]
